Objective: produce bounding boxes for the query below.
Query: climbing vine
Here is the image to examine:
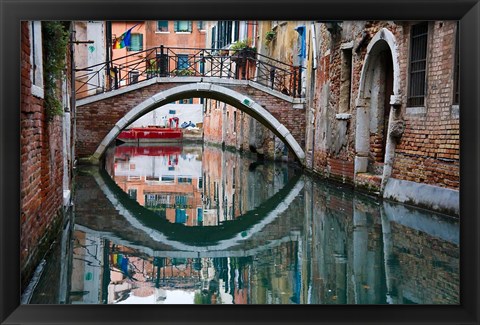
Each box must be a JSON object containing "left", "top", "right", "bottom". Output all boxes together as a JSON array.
[{"left": 42, "top": 21, "right": 69, "bottom": 120}]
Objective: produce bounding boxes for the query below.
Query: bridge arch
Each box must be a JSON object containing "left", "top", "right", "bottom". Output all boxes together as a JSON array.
[{"left": 91, "top": 82, "right": 305, "bottom": 163}]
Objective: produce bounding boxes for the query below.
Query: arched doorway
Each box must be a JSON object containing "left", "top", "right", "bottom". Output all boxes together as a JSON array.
[{"left": 354, "top": 28, "right": 401, "bottom": 193}]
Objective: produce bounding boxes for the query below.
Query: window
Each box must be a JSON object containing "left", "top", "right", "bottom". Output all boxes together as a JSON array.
[
  {"left": 127, "top": 33, "right": 143, "bottom": 51},
  {"left": 29, "top": 21, "right": 44, "bottom": 98},
  {"left": 407, "top": 22, "right": 428, "bottom": 107},
  {"left": 197, "top": 21, "right": 205, "bottom": 31},
  {"left": 174, "top": 21, "right": 192, "bottom": 32},
  {"left": 339, "top": 48, "right": 353, "bottom": 113},
  {"left": 214, "top": 21, "right": 233, "bottom": 48},
  {"left": 157, "top": 21, "right": 168, "bottom": 32},
  {"left": 129, "top": 71, "right": 139, "bottom": 84},
  {"left": 177, "top": 54, "right": 189, "bottom": 70},
  {"left": 453, "top": 22, "right": 460, "bottom": 105}
]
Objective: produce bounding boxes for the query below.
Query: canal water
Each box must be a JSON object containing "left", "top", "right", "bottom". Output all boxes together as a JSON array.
[{"left": 29, "top": 142, "right": 459, "bottom": 305}]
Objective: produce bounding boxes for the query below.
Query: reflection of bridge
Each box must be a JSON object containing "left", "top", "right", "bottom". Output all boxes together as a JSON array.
[
  {"left": 74, "top": 167, "right": 304, "bottom": 253},
  {"left": 74, "top": 47, "right": 306, "bottom": 163}
]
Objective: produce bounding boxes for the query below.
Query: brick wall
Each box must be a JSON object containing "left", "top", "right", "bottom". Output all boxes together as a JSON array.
[
  {"left": 392, "top": 21, "right": 459, "bottom": 189},
  {"left": 20, "top": 21, "right": 66, "bottom": 290},
  {"left": 308, "top": 21, "right": 459, "bottom": 190}
]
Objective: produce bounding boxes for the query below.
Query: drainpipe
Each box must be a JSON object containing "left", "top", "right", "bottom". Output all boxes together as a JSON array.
[
  {"left": 310, "top": 23, "right": 317, "bottom": 70},
  {"left": 69, "top": 23, "right": 77, "bottom": 169}
]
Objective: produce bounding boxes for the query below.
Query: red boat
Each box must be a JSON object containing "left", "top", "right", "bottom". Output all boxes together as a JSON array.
[{"left": 118, "top": 127, "right": 183, "bottom": 143}]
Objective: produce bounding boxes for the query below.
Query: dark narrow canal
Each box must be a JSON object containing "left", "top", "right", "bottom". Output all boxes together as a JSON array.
[{"left": 29, "top": 142, "right": 459, "bottom": 304}]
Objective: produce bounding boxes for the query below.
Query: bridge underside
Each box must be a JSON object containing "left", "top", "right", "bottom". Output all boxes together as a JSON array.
[{"left": 75, "top": 79, "right": 306, "bottom": 164}]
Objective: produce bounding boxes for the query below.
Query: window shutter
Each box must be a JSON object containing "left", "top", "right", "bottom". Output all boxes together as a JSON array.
[
  {"left": 188, "top": 21, "right": 192, "bottom": 32},
  {"left": 174, "top": 21, "right": 179, "bottom": 32},
  {"left": 211, "top": 26, "right": 216, "bottom": 48}
]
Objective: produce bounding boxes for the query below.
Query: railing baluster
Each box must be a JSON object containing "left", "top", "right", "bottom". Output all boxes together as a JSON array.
[{"left": 74, "top": 45, "right": 304, "bottom": 98}]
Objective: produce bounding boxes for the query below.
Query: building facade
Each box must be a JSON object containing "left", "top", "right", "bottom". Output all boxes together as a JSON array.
[
  {"left": 302, "top": 21, "right": 459, "bottom": 214},
  {"left": 20, "top": 21, "right": 75, "bottom": 292}
]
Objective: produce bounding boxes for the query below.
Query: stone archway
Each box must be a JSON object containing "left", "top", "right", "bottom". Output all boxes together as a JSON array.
[
  {"left": 90, "top": 83, "right": 305, "bottom": 163},
  {"left": 354, "top": 28, "right": 402, "bottom": 192}
]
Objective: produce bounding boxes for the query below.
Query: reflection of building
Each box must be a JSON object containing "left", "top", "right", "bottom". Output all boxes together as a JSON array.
[
  {"left": 113, "top": 145, "right": 203, "bottom": 226},
  {"left": 70, "top": 231, "right": 104, "bottom": 304}
]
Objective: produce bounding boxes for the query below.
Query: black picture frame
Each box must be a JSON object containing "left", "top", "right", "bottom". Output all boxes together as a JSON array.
[{"left": 1, "top": 0, "right": 479, "bottom": 324}]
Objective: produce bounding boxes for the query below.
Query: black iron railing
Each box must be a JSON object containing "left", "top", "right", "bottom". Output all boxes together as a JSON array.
[{"left": 75, "top": 46, "right": 304, "bottom": 99}]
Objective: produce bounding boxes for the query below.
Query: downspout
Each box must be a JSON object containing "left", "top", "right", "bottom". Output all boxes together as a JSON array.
[
  {"left": 311, "top": 23, "right": 317, "bottom": 69},
  {"left": 69, "top": 23, "right": 76, "bottom": 168}
]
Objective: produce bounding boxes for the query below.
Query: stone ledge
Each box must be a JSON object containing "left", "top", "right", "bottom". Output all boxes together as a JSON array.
[
  {"left": 335, "top": 113, "right": 352, "bottom": 120},
  {"left": 383, "top": 178, "right": 459, "bottom": 216}
]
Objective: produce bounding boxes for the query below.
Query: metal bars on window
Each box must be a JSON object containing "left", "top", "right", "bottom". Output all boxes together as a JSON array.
[
  {"left": 453, "top": 22, "right": 460, "bottom": 105},
  {"left": 408, "top": 22, "right": 428, "bottom": 107}
]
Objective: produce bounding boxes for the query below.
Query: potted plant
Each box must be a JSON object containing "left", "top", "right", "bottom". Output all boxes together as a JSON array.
[
  {"left": 265, "top": 30, "right": 276, "bottom": 45},
  {"left": 230, "top": 39, "right": 257, "bottom": 61}
]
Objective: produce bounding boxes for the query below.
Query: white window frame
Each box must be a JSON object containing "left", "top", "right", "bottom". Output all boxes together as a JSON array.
[{"left": 29, "top": 21, "right": 44, "bottom": 98}]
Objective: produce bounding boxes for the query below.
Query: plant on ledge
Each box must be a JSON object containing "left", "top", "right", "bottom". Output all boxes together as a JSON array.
[
  {"left": 230, "top": 39, "right": 257, "bottom": 55},
  {"left": 265, "top": 30, "right": 276, "bottom": 45},
  {"left": 172, "top": 69, "right": 195, "bottom": 76}
]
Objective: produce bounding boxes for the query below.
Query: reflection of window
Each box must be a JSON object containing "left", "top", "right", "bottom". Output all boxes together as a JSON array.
[
  {"left": 178, "top": 98, "right": 193, "bottom": 104},
  {"left": 177, "top": 54, "right": 189, "bottom": 70},
  {"left": 161, "top": 175, "right": 175, "bottom": 183},
  {"left": 174, "top": 21, "right": 192, "bottom": 32},
  {"left": 127, "top": 33, "right": 143, "bottom": 51},
  {"left": 146, "top": 175, "right": 159, "bottom": 181},
  {"left": 178, "top": 177, "right": 193, "bottom": 184},
  {"left": 128, "top": 189, "right": 137, "bottom": 200},
  {"left": 157, "top": 21, "right": 168, "bottom": 32}
]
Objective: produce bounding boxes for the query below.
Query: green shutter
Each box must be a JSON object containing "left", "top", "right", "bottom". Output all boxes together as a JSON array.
[
  {"left": 188, "top": 21, "right": 192, "bottom": 32},
  {"left": 174, "top": 21, "right": 179, "bottom": 32}
]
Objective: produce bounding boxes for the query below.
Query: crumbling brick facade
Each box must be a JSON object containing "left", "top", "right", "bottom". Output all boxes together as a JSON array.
[
  {"left": 20, "top": 21, "right": 70, "bottom": 290},
  {"left": 305, "top": 21, "right": 459, "bottom": 196}
]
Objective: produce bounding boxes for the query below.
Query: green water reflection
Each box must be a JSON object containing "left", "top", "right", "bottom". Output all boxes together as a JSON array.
[{"left": 30, "top": 143, "right": 459, "bottom": 304}]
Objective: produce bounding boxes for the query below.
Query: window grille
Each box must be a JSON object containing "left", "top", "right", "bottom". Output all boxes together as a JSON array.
[
  {"left": 453, "top": 22, "right": 460, "bottom": 105},
  {"left": 407, "top": 22, "right": 428, "bottom": 107}
]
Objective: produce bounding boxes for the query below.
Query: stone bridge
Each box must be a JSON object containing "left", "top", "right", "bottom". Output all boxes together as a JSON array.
[{"left": 75, "top": 77, "right": 306, "bottom": 164}]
